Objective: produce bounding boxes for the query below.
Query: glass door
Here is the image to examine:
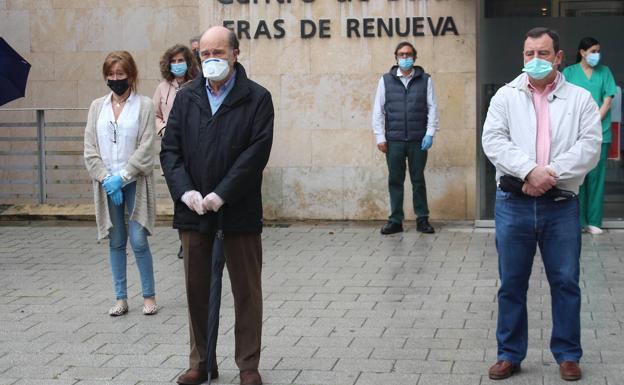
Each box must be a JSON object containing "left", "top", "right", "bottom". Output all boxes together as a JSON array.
[{"left": 476, "top": 0, "right": 624, "bottom": 226}]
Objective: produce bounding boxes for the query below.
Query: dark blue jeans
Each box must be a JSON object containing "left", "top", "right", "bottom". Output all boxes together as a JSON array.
[{"left": 495, "top": 189, "right": 582, "bottom": 364}]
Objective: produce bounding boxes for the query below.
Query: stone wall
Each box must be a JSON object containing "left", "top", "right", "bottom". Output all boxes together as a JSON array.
[{"left": 0, "top": 0, "right": 477, "bottom": 220}]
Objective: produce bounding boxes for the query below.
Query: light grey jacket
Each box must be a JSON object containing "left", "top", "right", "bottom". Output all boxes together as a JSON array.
[
  {"left": 84, "top": 94, "right": 157, "bottom": 239},
  {"left": 482, "top": 73, "right": 602, "bottom": 194}
]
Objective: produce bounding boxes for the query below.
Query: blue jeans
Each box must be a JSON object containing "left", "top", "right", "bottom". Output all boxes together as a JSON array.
[
  {"left": 107, "top": 182, "right": 155, "bottom": 300},
  {"left": 495, "top": 189, "right": 582, "bottom": 364}
]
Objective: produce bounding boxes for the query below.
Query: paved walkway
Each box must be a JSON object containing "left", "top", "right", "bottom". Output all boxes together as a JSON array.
[{"left": 0, "top": 222, "right": 622, "bottom": 385}]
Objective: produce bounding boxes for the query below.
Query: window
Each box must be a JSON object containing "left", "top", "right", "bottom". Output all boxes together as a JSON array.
[{"left": 485, "top": 0, "right": 624, "bottom": 18}]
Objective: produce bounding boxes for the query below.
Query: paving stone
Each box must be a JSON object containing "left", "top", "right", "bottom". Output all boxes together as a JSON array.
[
  {"left": 12, "top": 380, "right": 77, "bottom": 385},
  {"left": 113, "top": 367, "right": 181, "bottom": 382},
  {"left": 314, "top": 347, "right": 373, "bottom": 359},
  {"left": 275, "top": 357, "right": 337, "bottom": 371},
  {"left": 0, "top": 223, "right": 622, "bottom": 385},
  {"left": 293, "top": 369, "right": 359, "bottom": 385},
  {"left": 333, "top": 358, "right": 394, "bottom": 372},
  {"left": 102, "top": 354, "right": 171, "bottom": 368},
  {"left": 355, "top": 372, "right": 421, "bottom": 385},
  {"left": 2, "top": 365, "right": 68, "bottom": 380},
  {"left": 417, "top": 374, "right": 481, "bottom": 385},
  {"left": 404, "top": 338, "right": 460, "bottom": 350},
  {"left": 394, "top": 359, "right": 454, "bottom": 374},
  {"left": 296, "top": 336, "right": 353, "bottom": 348},
  {"left": 262, "top": 345, "right": 317, "bottom": 358},
  {"left": 215, "top": 355, "right": 281, "bottom": 371},
  {"left": 47, "top": 353, "right": 113, "bottom": 367},
  {"left": 427, "top": 348, "right": 485, "bottom": 362},
  {"left": 0, "top": 353, "right": 60, "bottom": 367},
  {"left": 330, "top": 327, "right": 385, "bottom": 338},
  {"left": 312, "top": 317, "right": 366, "bottom": 328},
  {"left": 257, "top": 369, "right": 300, "bottom": 384},
  {"left": 0, "top": 341, "right": 54, "bottom": 353},
  {"left": 94, "top": 343, "right": 157, "bottom": 355}
]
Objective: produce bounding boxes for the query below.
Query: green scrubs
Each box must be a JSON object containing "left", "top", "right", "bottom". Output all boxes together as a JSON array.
[{"left": 562, "top": 63, "right": 617, "bottom": 227}]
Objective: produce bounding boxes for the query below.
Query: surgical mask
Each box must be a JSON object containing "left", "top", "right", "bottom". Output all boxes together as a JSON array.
[
  {"left": 170, "top": 62, "right": 188, "bottom": 77},
  {"left": 398, "top": 57, "right": 414, "bottom": 70},
  {"left": 202, "top": 58, "right": 230, "bottom": 81},
  {"left": 586, "top": 52, "right": 600, "bottom": 67},
  {"left": 522, "top": 58, "right": 553, "bottom": 80},
  {"left": 107, "top": 78, "right": 130, "bottom": 96}
]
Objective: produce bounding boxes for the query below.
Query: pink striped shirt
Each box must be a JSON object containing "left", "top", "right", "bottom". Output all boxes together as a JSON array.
[{"left": 527, "top": 73, "right": 560, "bottom": 166}]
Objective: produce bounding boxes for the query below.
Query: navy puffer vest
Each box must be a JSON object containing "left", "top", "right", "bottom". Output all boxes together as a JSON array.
[{"left": 383, "top": 65, "right": 429, "bottom": 142}]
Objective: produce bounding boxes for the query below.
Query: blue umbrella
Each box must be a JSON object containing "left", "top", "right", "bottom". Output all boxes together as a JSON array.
[{"left": 0, "top": 37, "right": 31, "bottom": 106}]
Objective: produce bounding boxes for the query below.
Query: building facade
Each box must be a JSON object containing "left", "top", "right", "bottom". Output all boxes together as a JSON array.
[{"left": 1, "top": 0, "right": 622, "bottom": 224}]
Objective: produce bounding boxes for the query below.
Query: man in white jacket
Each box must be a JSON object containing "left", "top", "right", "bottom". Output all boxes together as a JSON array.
[{"left": 482, "top": 27, "right": 601, "bottom": 381}]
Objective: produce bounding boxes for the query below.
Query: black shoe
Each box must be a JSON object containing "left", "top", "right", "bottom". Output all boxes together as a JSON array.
[
  {"left": 177, "top": 245, "right": 183, "bottom": 259},
  {"left": 380, "top": 221, "right": 403, "bottom": 235},
  {"left": 416, "top": 217, "right": 435, "bottom": 233}
]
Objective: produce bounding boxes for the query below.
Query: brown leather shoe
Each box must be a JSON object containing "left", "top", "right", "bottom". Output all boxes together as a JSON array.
[
  {"left": 560, "top": 361, "right": 582, "bottom": 381},
  {"left": 177, "top": 368, "right": 208, "bottom": 385},
  {"left": 488, "top": 360, "right": 521, "bottom": 380},
  {"left": 240, "top": 369, "right": 262, "bottom": 385}
]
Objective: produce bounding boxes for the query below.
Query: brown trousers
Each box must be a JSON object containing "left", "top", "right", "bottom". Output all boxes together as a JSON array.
[{"left": 180, "top": 231, "right": 263, "bottom": 372}]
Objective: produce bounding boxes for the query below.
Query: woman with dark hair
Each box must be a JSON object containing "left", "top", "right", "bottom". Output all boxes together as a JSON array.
[
  {"left": 153, "top": 44, "right": 199, "bottom": 137},
  {"left": 84, "top": 51, "right": 158, "bottom": 316},
  {"left": 153, "top": 44, "right": 199, "bottom": 259},
  {"left": 563, "top": 37, "right": 617, "bottom": 235}
]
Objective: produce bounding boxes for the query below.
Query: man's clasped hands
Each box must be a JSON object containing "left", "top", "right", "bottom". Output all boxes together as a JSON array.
[{"left": 180, "top": 190, "right": 224, "bottom": 215}]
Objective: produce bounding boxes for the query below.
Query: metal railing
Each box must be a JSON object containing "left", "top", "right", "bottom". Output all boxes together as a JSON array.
[
  {"left": 0, "top": 108, "right": 88, "bottom": 204},
  {"left": 0, "top": 107, "right": 169, "bottom": 205}
]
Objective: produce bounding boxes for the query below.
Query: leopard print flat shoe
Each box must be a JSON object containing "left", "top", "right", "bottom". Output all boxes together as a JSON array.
[{"left": 108, "top": 300, "right": 128, "bottom": 316}]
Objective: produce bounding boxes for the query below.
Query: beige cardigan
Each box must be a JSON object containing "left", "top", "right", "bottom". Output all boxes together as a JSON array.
[{"left": 84, "top": 94, "right": 157, "bottom": 240}]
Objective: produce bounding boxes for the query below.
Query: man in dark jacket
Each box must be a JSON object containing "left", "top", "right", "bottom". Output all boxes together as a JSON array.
[
  {"left": 160, "top": 26, "right": 273, "bottom": 385},
  {"left": 372, "top": 41, "right": 439, "bottom": 235}
]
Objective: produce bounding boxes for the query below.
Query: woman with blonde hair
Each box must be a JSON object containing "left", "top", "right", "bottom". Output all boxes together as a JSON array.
[{"left": 84, "top": 50, "right": 158, "bottom": 316}]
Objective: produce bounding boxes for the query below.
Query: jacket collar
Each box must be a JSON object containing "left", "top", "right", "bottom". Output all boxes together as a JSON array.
[
  {"left": 507, "top": 72, "right": 569, "bottom": 101},
  {"left": 187, "top": 62, "right": 251, "bottom": 113},
  {"left": 388, "top": 65, "right": 424, "bottom": 79},
  {"left": 220, "top": 62, "right": 251, "bottom": 108}
]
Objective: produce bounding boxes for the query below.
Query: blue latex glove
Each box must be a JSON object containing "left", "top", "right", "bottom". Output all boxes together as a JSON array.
[
  {"left": 110, "top": 189, "right": 123, "bottom": 206},
  {"left": 102, "top": 174, "right": 123, "bottom": 195},
  {"left": 421, "top": 135, "right": 433, "bottom": 151}
]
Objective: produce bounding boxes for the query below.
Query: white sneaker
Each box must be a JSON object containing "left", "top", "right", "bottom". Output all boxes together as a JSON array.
[{"left": 585, "top": 225, "right": 603, "bottom": 235}]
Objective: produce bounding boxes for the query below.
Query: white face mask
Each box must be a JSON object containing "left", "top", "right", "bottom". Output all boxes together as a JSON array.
[{"left": 202, "top": 58, "right": 230, "bottom": 81}]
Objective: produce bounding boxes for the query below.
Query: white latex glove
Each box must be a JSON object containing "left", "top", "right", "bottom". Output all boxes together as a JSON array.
[
  {"left": 181, "top": 190, "right": 206, "bottom": 215},
  {"left": 203, "top": 192, "right": 224, "bottom": 212}
]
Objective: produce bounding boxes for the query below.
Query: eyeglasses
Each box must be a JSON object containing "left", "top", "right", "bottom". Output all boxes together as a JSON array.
[
  {"left": 108, "top": 121, "right": 118, "bottom": 144},
  {"left": 396, "top": 53, "right": 415, "bottom": 58}
]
